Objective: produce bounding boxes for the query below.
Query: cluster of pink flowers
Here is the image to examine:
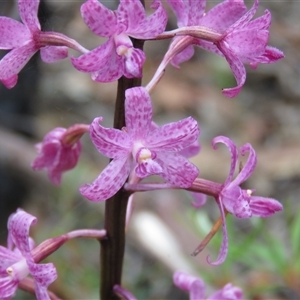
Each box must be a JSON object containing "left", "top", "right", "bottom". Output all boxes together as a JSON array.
[{"left": 0, "top": 0, "right": 285, "bottom": 298}]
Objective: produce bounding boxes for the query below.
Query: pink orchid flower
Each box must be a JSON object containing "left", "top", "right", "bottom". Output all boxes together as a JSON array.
[
  {"left": 80, "top": 87, "right": 199, "bottom": 202},
  {"left": 31, "top": 125, "right": 88, "bottom": 185},
  {"left": 0, "top": 0, "right": 68, "bottom": 88},
  {"left": 166, "top": 0, "right": 283, "bottom": 97},
  {"left": 71, "top": 0, "right": 167, "bottom": 82},
  {"left": 174, "top": 271, "right": 243, "bottom": 300},
  {"left": 0, "top": 210, "right": 57, "bottom": 299},
  {"left": 208, "top": 136, "right": 283, "bottom": 265}
]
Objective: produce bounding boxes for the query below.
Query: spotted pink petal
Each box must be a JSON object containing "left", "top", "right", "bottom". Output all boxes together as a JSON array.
[
  {"left": 135, "top": 159, "right": 163, "bottom": 178},
  {"left": 0, "top": 18, "right": 30, "bottom": 49},
  {"left": 147, "top": 117, "right": 199, "bottom": 152},
  {"left": 127, "top": 0, "right": 168, "bottom": 39},
  {"left": 0, "top": 42, "right": 37, "bottom": 84},
  {"left": 155, "top": 152, "right": 199, "bottom": 188},
  {"left": 71, "top": 39, "right": 115, "bottom": 73},
  {"left": 8, "top": 210, "right": 37, "bottom": 260},
  {"left": 186, "top": 0, "right": 206, "bottom": 26},
  {"left": 18, "top": 0, "right": 40, "bottom": 32},
  {"left": 179, "top": 140, "right": 200, "bottom": 158},
  {"left": 40, "top": 46, "right": 68, "bottom": 63},
  {"left": 125, "top": 87, "right": 153, "bottom": 139},
  {"left": 247, "top": 9, "right": 271, "bottom": 31},
  {"left": 80, "top": 156, "right": 131, "bottom": 202},
  {"left": 207, "top": 198, "right": 229, "bottom": 265},
  {"left": 199, "top": 0, "right": 247, "bottom": 33},
  {"left": 80, "top": 0, "right": 118, "bottom": 37},
  {"left": 89, "top": 117, "right": 132, "bottom": 158}
]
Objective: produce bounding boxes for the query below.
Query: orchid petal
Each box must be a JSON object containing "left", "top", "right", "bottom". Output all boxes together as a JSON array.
[
  {"left": 231, "top": 143, "right": 257, "bottom": 186},
  {"left": 155, "top": 152, "right": 199, "bottom": 188},
  {"left": 217, "top": 42, "right": 246, "bottom": 98},
  {"left": 0, "top": 247, "right": 20, "bottom": 272},
  {"left": 199, "top": 0, "right": 247, "bottom": 32},
  {"left": 247, "top": 9, "right": 271, "bottom": 30},
  {"left": 171, "top": 44, "right": 195, "bottom": 68},
  {"left": 128, "top": 0, "right": 168, "bottom": 39},
  {"left": 179, "top": 140, "right": 201, "bottom": 158},
  {"left": 0, "top": 42, "right": 37, "bottom": 83},
  {"left": 212, "top": 136, "right": 238, "bottom": 185},
  {"left": 125, "top": 87, "right": 153, "bottom": 139},
  {"left": 40, "top": 46, "right": 68, "bottom": 63},
  {"left": 1, "top": 75, "right": 18, "bottom": 89},
  {"left": 8, "top": 210, "right": 37, "bottom": 260},
  {"left": 249, "top": 196, "right": 283, "bottom": 217},
  {"left": 226, "top": 29, "right": 269, "bottom": 59},
  {"left": 0, "top": 18, "right": 30, "bottom": 49},
  {"left": 80, "top": 156, "right": 130, "bottom": 202},
  {"left": 173, "top": 271, "right": 206, "bottom": 300},
  {"left": 123, "top": 47, "right": 145, "bottom": 78},
  {"left": 29, "top": 263, "right": 57, "bottom": 289},
  {"left": 165, "top": 0, "right": 187, "bottom": 27},
  {"left": 118, "top": 0, "right": 146, "bottom": 33},
  {"left": 147, "top": 117, "right": 199, "bottom": 152},
  {"left": 186, "top": 0, "right": 206, "bottom": 26},
  {"left": 207, "top": 197, "right": 229, "bottom": 265},
  {"left": 89, "top": 117, "right": 131, "bottom": 158},
  {"left": 80, "top": 0, "right": 118, "bottom": 37},
  {"left": 18, "top": 0, "right": 40, "bottom": 32},
  {"left": 71, "top": 39, "right": 115, "bottom": 73},
  {"left": 227, "top": 0, "right": 259, "bottom": 33},
  {"left": 249, "top": 46, "right": 284, "bottom": 65},
  {"left": 208, "top": 283, "right": 243, "bottom": 300},
  {"left": 233, "top": 194, "right": 252, "bottom": 218},
  {"left": 190, "top": 192, "right": 207, "bottom": 208},
  {"left": 135, "top": 159, "right": 163, "bottom": 178}
]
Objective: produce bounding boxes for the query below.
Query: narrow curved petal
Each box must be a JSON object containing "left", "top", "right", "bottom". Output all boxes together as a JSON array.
[
  {"left": 165, "top": 0, "right": 187, "bottom": 27},
  {"left": 199, "top": 0, "right": 247, "bottom": 33},
  {"left": 171, "top": 45, "right": 195, "bottom": 68},
  {"left": 8, "top": 211, "right": 37, "bottom": 259},
  {"left": 125, "top": 87, "right": 153, "bottom": 139},
  {"left": 123, "top": 48, "right": 145, "bottom": 78},
  {"left": 128, "top": 0, "right": 168, "bottom": 39},
  {"left": 186, "top": 0, "right": 206, "bottom": 26},
  {"left": 147, "top": 117, "right": 199, "bottom": 152},
  {"left": 156, "top": 152, "right": 199, "bottom": 188},
  {"left": 89, "top": 117, "right": 132, "bottom": 158},
  {"left": 249, "top": 196, "right": 283, "bottom": 217},
  {"left": 18, "top": 0, "right": 40, "bottom": 32},
  {"left": 231, "top": 143, "right": 256, "bottom": 186},
  {"left": 0, "top": 18, "right": 30, "bottom": 49},
  {"left": 212, "top": 136, "right": 238, "bottom": 185},
  {"left": 80, "top": 156, "right": 130, "bottom": 202},
  {"left": 81, "top": 0, "right": 117, "bottom": 37},
  {"left": 40, "top": 46, "right": 68, "bottom": 63},
  {"left": 217, "top": 41, "right": 246, "bottom": 98},
  {"left": 207, "top": 197, "right": 228, "bottom": 265},
  {"left": 0, "top": 42, "right": 37, "bottom": 83},
  {"left": 71, "top": 39, "right": 115, "bottom": 73}
]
